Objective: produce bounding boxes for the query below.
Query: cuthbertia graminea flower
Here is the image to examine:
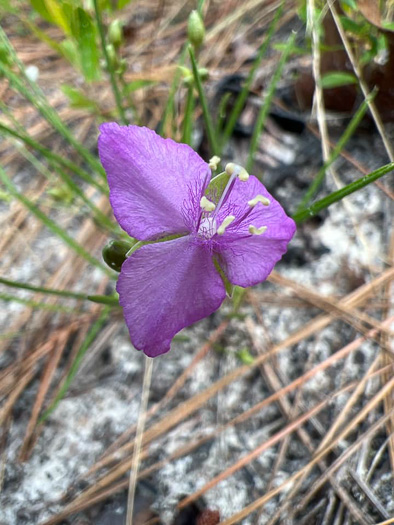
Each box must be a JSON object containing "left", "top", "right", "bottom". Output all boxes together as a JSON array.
[{"left": 98, "top": 124, "right": 296, "bottom": 357}]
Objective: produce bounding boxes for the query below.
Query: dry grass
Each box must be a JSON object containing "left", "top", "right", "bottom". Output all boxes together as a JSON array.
[{"left": 1, "top": 0, "right": 393, "bottom": 524}]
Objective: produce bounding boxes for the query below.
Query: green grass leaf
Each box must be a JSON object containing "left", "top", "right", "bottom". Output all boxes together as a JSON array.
[
  {"left": 71, "top": 7, "right": 101, "bottom": 82},
  {"left": 320, "top": 71, "right": 358, "bottom": 89}
]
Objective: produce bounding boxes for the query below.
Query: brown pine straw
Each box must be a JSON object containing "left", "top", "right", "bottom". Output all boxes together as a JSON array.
[
  {"left": 81, "top": 318, "right": 229, "bottom": 479},
  {"left": 40, "top": 314, "right": 394, "bottom": 525}
]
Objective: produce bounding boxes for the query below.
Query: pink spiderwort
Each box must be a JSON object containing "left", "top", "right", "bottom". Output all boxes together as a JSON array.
[{"left": 98, "top": 124, "right": 296, "bottom": 357}]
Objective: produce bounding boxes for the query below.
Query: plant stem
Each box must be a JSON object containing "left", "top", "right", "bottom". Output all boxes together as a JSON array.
[
  {"left": 93, "top": 0, "right": 127, "bottom": 125},
  {"left": 295, "top": 92, "right": 374, "bottom": 213},
  {"left": 189, "top": 45, "right": 219, "bottom": 156},
  {"left": 246, "top": 30, "right": 297, "bottom": 172},
  {"left": 293, "top": 162, "right": 394, "bottom": 224},
  {"left": 0, "top": 277, "right": 87, "bottom": 300}
]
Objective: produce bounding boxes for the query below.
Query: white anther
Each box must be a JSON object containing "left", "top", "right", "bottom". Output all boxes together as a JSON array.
[
  {"left": 217, "top": 215, "right": 235, "bottom": 235},
  {"left": 200, "top": 196, "right": 216, "bottom": 212},
  {"left": 209, "top": 155, "right": 221, "bottom": 170},
  {"left": 248, "top": 225, "right": 267, "bottom": 235},
  {"left": 248, "top": 195, "right": 270, "bottom": 207},
  {"left": 225, "top": 163, "right": 249, "bottom": 181}
]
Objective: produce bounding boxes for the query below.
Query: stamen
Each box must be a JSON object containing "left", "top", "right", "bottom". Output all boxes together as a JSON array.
[
  {"left": 225, "top": 163, "right": 249, "bottom": 181},
  {"left": 217, "top": 215, "right": 235, "bottom": 235},
  {"left": 248, "top": 195, "right": 270, "bottom": 207},
  {"left": 209, "top": 155, "right": 221, "bottom": 170},
  {"left": 249, "top": 225, "right": 267, "bottom": 235},
  {"left": 200, "top": 196, "right": 216, "bottom": 212}
]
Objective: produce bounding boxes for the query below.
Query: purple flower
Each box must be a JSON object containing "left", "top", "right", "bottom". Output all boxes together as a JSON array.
[{"left": 98, "top": 124, "right": 296, "bottom": 357}]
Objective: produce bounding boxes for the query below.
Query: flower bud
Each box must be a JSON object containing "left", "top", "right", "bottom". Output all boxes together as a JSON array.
[
  {"left": 102, "top": 240, "right": 133, "bottom": 272},
  {"left": 187, "top": 10, "right": 205, "bottom": 48},
  {"left": 108, "top": 19, "right": 123, "bottom": 48}
]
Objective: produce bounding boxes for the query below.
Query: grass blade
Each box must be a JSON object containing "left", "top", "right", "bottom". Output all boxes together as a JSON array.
[
  {"left": 0, "top": 166, "right": 113, "bottom": 276},
  {"left": 295, "top": 92, "right": 375, "bottom": 213},
  {"left": 39, "top": 307, "right": 111, "bottom": 422},
  {"left": 293, "top": 162, "right": 394, "bottom": 224},
  {"left": 189, "top": 45, "right": 219, "bottom": 156},
  {"left": 0, "top": 277, "right": 87, "bottom": 300},
  {"left": 220, "top": 2, "right": 284, "bottom": 150},
  {"left": 246, "top": 30, "right": 297, "bottom": 172}
]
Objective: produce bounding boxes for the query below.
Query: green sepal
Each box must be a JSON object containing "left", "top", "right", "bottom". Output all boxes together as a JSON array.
[
  {"left": 126, "top": 233, "right": 188, "bottom": 257},
  {"left": 206, "top": 170, "right": 229, "bottom": 199}
]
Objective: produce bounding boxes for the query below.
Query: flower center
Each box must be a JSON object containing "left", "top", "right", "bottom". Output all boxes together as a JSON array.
[{"left": 197, "top": 163, "right": 270, "bottom": 240}]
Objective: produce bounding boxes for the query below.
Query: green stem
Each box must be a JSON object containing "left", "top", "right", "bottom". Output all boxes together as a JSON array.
[
  {"left": 0, "top": 277, "right": 87, "bottom": 300},
  {"left": 0, "top": 293, "right": 77, "bottom": 313},
  {"left": 182, "top": 84, "right": 195, "bottom": 145},
  {"left": 295, "top": 92, "right": 375, "bottom": 213},
  {"left": 0, "top": 122, "right": 107, "bottom": 194},
  {"left": 0, "top": 166, "right": 113, "bottom": 276},
  {"left": 93, "top": 0, "right": 127, "bottom": 125},
  {"left": 246, "top": 31, "right": 297, "bottom": 172},
  {"left": 39, "top": 307, "right": 110, "bottom": 422},
  {"left": 220, "top": 2, "right": 283, "bottom": 151},
  {"left": 189, "top": 45, "right": 219, "bottom": 156},
  {"left": 0, "top": 27, "right": 105, "bottom": 177},
  {"left": 293, "top": 162, "right": 394, "bottom": 224}
]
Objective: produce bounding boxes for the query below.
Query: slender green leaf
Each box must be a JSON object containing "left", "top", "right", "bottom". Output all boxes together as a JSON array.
[
  {"left": 0, "top": 277, "right": 87, "bottom": 300},
  {"left": 293, "top": 162, "right": 394, "bottom": 224},
  {"left": 72, "top": 7, "right": 101, "bottom": 82},
  {"left": 123, "top": 79, "right": 155, "bottom": 94},
  {"left": 93, "top": 0, "right": 127, "bottom": 123},
  {"left": 246, "top": 31, "right": 297, "bottom": 172},
  {"left": 61, "top": 84, "right": 99, "bottom": 111},
  {"left": 30, "top": 0, "right": 54, "bottom": 24},
  {"left": 39, "top": 307, "right": 111, "bottom": 422},
  {"left": 295, "top": 93, "right": 374, "bottom": 212},
  {"left": 189, "top": 45, "right": 219, "bottom": 156},
  {"left": 221, "top": 2, "right": 283, "bottom": 150},
  {"left": 0, "top": 122, "right": 107, "bottom": 194},
  {"left": 0, "top": 27, "right": 105, "bottom": 177},
  {"left": 0, "top": 166, "right": 112, "bottom": 276},
  {"left": 320, "top": 71, "right": 357, "bottom": 89},
  {"left": 181, "top": 84, "right": 194, "bottom": 145},
  {"left": 0, "top": 293, "right": 76, "bottom": 313}
]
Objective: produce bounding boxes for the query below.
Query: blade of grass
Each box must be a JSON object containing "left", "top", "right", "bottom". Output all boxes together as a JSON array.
[
  {"left": 0, "top": 122, "right": 108, "bottom": 194},
  {"left": 220, "top": 1, "right": 284, "bottom": 150},
  {"left": 0, "top": 293, "right": 76, "bottom": 313},
  {"left": 295, "top": 92, "right": 375, "bottom": 213},
  {"left": 246, "top": 30, "right": 297, "bottom": 172},
  {"left": 92, "top": 0, "right": 127, "bottom": 125},
  {"left": 0, "top": 277, "right": 87, "bottom": 300},
  {"left": 189, "top": 44, "right": 219, "bottom": 156},
  {"left": 157, "top": 47, "right": 189, "bottom": 137},
  {"left": 181, "top": 84, "right": 195, "bottom": 145},
  {"left": 9, "top": 137, "right": 115, "bottom": 233},
  {"left": 39, "top": 306, "right": 111, "bottom": 422},
  {"left": 292, "top": 161, "right": 394, "bottom": 224},
  {"left": 0, "top": 26, "right": 105, "bottom": 177},
  {"left": 158, "top": 0, "right": 206, "bottom": 137},
  {"left": 0, "top": 166, "right": 113, "bottom": 276}
]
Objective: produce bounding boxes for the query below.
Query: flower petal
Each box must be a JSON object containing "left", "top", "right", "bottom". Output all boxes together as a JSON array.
[
  {"left": 117, "top": 236, "right": 226, "bottom": 357},
  {"left": 98, "top": 124, "right": 210, "bottom": 240},
  {"left": 215, "top": 176, "right": 296, "bottom": 287}
]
